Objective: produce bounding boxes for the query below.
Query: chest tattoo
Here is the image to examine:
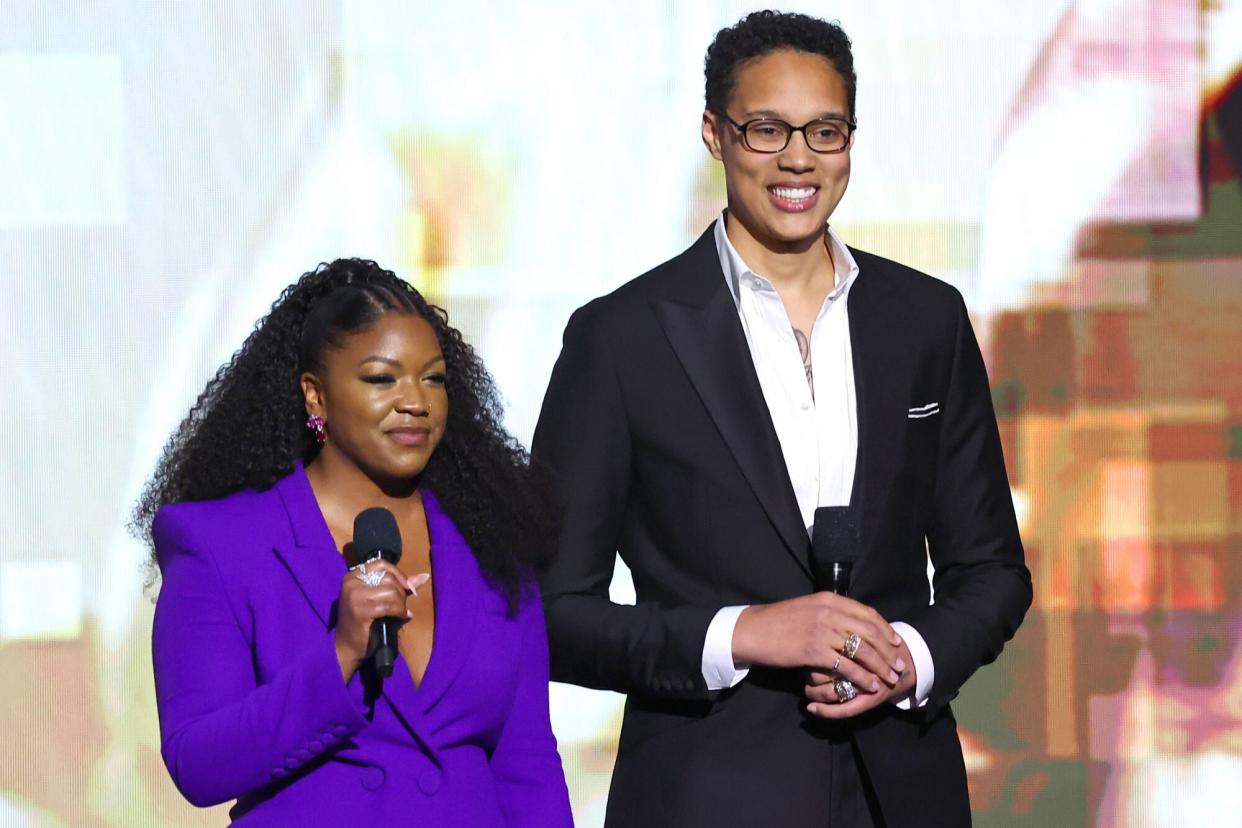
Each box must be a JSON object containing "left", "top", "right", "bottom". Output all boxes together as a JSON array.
[{"left": 793, "top": 327, "right": 813, "bottom": 396}]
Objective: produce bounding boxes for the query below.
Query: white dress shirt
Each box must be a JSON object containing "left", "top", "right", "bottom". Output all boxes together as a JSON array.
[{"left": 700, "top": 216, "right": 934, "bottom": 710}]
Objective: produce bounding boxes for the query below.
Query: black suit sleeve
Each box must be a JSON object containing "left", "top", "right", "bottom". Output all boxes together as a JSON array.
[
  {"left": 905, "top": 293, "right": 1033, "bottom": 712},
  {"left": 532, "top": 306, "right": 718, "bottom": 701}
]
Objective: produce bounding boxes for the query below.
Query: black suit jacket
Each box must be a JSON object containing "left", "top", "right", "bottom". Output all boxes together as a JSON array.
[{"left": 532, "top": 223, "right": 1032, "bottom": 827}]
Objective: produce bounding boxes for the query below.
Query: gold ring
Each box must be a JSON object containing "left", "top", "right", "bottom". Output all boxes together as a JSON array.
[{"left": 842, "top": 632, "right": 861, "bottom": 660}]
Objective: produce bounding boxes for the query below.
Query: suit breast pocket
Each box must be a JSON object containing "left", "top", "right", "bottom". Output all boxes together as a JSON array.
[{"left": 901, "top": 399, "right": 942, "bottom": 491}]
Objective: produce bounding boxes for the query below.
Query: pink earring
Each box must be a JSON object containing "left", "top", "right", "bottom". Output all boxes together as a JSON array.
[{"left": 306, "top": 414, "right": 327, "bottom": 444}]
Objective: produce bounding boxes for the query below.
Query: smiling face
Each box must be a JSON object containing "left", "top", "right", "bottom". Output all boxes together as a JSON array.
[
  {"left": 301, "top": 311, "right": 448, "bottom": 487},
  {"left": 702, "top": 48, "right": 854, "bottom": 255}
]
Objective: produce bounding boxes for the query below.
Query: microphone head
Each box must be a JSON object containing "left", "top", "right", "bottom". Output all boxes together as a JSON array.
[
  {"left": 811, "top": 506, "right": 859, "bottom": 564},
  {"left": 353, "top": 507, "right": 402, "bottom": 564}
]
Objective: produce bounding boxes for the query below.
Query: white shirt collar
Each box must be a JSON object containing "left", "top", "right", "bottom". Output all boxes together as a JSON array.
[{"left": 714, "top": 211, "right": 860, "bottom": 309}]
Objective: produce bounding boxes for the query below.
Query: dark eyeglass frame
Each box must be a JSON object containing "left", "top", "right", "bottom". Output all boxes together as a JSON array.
[{"left": 718, "top": 112, "right": 857, "bottom": 154}]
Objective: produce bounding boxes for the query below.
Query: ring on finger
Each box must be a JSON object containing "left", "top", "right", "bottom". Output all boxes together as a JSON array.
[
  {"left": 841, "top": 632, "right": 862, "bottom": 660},
  {"left": 833, "top": 677, "right": 857, "bottom": 703},
  {"left": 355, "top": 565, "right": 386, "bottom": 588},
  {"left": 830, "top": 653, "right": 843, "bottom": 673}
]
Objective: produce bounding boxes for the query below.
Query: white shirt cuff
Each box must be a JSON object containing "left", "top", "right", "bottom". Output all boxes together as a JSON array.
[
  {"left": 701, "top": 605, "right": 751, "bottom": 690},
  {"left": 889, "top": 621, "right": 934, "bottom": 709}
]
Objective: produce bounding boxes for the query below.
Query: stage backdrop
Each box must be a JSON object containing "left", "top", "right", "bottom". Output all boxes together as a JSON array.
[{"left": 2, "top": 1, "right": 1241, "bottom": 825}]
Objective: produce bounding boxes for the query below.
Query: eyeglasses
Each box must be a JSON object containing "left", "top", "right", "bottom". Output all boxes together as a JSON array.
[{"left": 718, "top": 112, "right": 856, "bottom": 154}]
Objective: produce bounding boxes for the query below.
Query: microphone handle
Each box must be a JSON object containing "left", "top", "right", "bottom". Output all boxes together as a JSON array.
[
  {"left": 827, "top": 562, "right": 852, "bottom": 597},
  {"left": 366, "top": 550, "right": 402, "bottom": 678},
  {"left": 373, "top": 618, "right": 399, "bottom": 677}
]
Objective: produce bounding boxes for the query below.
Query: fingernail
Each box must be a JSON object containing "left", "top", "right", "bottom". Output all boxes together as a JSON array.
[
  {"left": 406, "top": 609, "right": 413, "bottom": 619},
  {"left": 896, "top": 658, "right": 907, "bottom": 672},
  {"left": 871, "top": 679, "right": 881, "bottom": 692},
  {"left": 888, "top": 671, "right": 899, "bottom": 684}
]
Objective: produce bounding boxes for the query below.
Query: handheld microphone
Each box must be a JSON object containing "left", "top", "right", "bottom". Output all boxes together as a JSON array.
[
  {"left": 353, "top": 507, "right": 403, "bottom": 677},
  {"left": 810, "top": 506, "right": 859, "bottom": 596}
]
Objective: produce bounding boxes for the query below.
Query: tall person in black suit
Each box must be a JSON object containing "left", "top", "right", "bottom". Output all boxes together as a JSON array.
[{"left": 532, "top": 11, "right": 1032, "bottom": 827}]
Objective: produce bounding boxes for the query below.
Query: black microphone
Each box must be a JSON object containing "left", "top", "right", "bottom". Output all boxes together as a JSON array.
[
  {"left": 810, "top": 506, "right": 859, "bottom": 596},
  {"left": 353, "top": 507, "right": 403, "bottom": 678}
]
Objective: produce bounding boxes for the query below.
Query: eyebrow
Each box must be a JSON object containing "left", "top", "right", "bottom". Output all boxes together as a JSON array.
[
  {"left": 742, "top": 109, "right": 851, "bottom": 121},
  {"left": 359, "top": 354, "right": 446, "bottom": 370}
]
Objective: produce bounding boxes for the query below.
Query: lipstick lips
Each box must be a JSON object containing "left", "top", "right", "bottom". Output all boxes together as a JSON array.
[
  {"left": 386, "top": 426, "right": 432, "bottom": 447},
  {"left": 768, "top": 184, "right": 820, "bottom": 212}
]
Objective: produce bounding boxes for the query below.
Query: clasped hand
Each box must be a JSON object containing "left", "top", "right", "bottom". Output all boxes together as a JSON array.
[{"left": 732, "top": 592, "right": 916, "bottom": 719}]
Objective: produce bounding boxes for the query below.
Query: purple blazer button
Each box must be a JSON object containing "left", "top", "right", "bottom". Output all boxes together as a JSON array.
[
  {"left": 360, "top": 766, "right": 386, "bottom": 791},
  {"left": 419, "top": 768, "right": 441, "bottom": 795}
]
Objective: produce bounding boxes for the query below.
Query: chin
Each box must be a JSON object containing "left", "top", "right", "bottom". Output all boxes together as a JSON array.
[
  {"left": 766, "top": 213, "right": 828, "bottom": 244},
  {"left": 364, "top": 455, "right": 431, "bottom": 485},
  {"left": 391, "top": 458, "right": 432, "bottom": 480}
]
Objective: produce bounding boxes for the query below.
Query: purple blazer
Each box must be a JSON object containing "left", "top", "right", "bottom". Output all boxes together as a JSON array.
[{"left": 151, "top": 463, "right": 573, "bottom": 825}]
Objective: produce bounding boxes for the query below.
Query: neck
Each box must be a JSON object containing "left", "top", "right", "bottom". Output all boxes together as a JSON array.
[
  {"left": 305, "top": 447, "right": 424, "bottom": 529},
  {"left": 724, "top": 211, "right": 836, "bottom": 294}
]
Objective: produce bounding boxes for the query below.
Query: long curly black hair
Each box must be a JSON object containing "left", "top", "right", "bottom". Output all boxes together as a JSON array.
[
  {"left": 704, "top": 10, "right": 857, "bottom": 121},
  {"left": 133, "top": 258, "right": 555, "bottom": 612}
]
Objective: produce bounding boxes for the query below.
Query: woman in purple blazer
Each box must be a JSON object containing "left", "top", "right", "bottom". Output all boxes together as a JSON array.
[{"left": 135, "top": 259, "right": 573, "bottom": 825}]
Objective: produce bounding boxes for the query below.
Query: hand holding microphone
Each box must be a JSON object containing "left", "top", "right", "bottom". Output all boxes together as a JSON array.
[
  {"left": 333, "top": 507, "right": 429, "bottom": 681},
  {"left": 802, "top": 506, "right": 912, "bottom": 719},
  {"left": 731, "top": 506, "right": 904, "bottom": 690},
  {"left": 808, "top": 506, "right": 862, "bottom": 704}
]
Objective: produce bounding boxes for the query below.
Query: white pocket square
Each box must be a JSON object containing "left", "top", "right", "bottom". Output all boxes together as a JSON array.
[{"left": 908, "top": 402, "right": 940, "bottom": 419}]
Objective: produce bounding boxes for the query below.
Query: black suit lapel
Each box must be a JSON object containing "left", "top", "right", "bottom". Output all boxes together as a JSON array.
[
  {"left": 846, "top": 257, "right": 912, "bottom": 562},
  {"left": 651, "top": 226, "right": 812, "bottom": 577}
]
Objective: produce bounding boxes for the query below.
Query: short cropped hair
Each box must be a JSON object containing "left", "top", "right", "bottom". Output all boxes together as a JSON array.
[{"left": 704, "top": 10, "right": 857, "bottom": 120}]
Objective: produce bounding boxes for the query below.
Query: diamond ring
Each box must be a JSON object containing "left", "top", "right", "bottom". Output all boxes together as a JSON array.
[
  {"left": 355, "top": 566, "right": 386, "bottom": 587},
  {"left": 833, "top": 677, "right": 857, "bottom": 703}
]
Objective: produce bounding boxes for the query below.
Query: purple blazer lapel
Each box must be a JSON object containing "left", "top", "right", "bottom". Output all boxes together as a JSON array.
[
  {"left": 415, "top": 489, "right": 479, "bottom": 714},
  {"left": 271, "top": 462, "right": 347, "bottom": 629}
]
